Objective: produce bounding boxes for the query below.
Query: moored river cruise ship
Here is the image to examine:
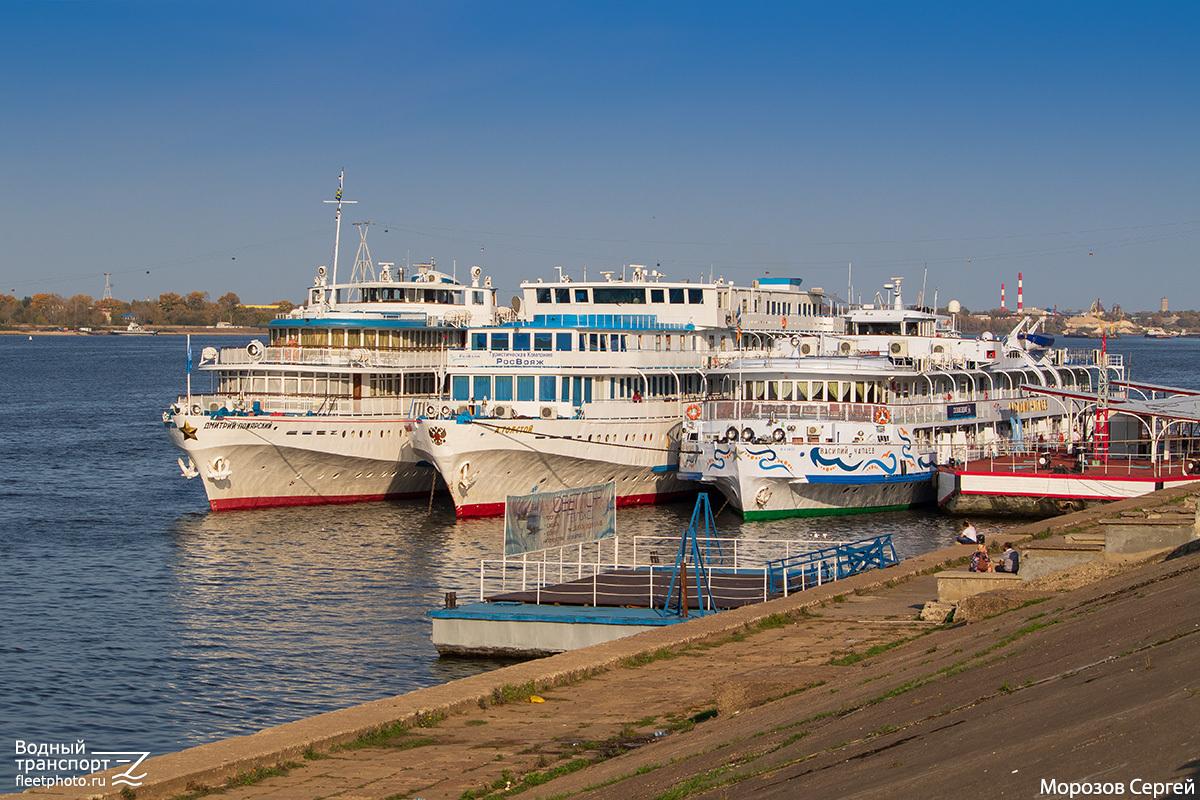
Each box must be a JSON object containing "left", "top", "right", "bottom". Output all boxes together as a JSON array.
[
  {"left": 164, "top": 187, "right": 507, "bottom": 510},
  {"left": 408, "top": 270, "right": 845, "bottom": 517},
  {"left": 679, "top": 283, "right": 1116, "bottom": 519}
]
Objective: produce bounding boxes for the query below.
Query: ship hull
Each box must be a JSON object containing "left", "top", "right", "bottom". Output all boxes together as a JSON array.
[
  {"left": 681, "top": 434, "right": 936, "bottom": 520},
  {"left": 936, "top": 465, "right": 1200, "bottom": 518},
  {"left": 166, "top": 412, "right": 437, "bottom": 511},
  {"left": 410, "top": 415, "right": 695, "bottom": 517}
]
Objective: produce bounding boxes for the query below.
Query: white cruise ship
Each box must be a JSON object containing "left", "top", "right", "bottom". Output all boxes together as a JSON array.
[
  {"left": 407, "top": 269, "right": 844, "bottom": 517},
  {"left": 678, "top": 281, "right": 1114, "bottom": 519},
  {"left": 164, "top": 188, "right": 506, "bottom": 510}
]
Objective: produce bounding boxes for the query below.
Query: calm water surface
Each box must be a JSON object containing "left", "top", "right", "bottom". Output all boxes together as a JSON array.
[{"left": 1, "top": 333, "right": 1196, "bottom": 780}]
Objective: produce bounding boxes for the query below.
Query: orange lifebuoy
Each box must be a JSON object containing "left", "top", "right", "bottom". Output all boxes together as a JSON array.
[
  {"left": 686, "top": 404, "right": 702, "bottom": 421},
  {"left": 874, "top": 408, "right": 891, "bottom": 424}
]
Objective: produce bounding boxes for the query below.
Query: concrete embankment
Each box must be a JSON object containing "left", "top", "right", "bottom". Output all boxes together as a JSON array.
[{"left": 11, "top": 483, "right": 1200, "bottom": 800}]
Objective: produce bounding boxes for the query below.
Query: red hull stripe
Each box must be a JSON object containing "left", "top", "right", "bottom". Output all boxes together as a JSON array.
[
  {"left": 950, "top": 470, "right": 1190, "bottom": 483},
  {"left": 209, "top": 490, "right": 430, "bottom": 512},
  {"left": 455, "top": 489, "right": 695, "bottom": 519}
]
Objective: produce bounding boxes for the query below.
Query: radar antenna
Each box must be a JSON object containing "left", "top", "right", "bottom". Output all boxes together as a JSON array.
[{"left": 350, "top": 221, "right": 376, "bottom": 283}]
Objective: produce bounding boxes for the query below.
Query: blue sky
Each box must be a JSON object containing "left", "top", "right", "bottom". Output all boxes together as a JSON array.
[{"left": 1, "top": 1, "right": 1197, "bottom": 312}]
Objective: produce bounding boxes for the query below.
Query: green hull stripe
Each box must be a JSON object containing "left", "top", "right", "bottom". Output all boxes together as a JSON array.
[{"left": 740, "top": 502, "right": 926, "bottom": 521}]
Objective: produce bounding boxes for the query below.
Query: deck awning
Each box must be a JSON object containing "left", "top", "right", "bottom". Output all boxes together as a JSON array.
[{"left": 1020, "top": 383, "right": 1200, "bottom": 424}]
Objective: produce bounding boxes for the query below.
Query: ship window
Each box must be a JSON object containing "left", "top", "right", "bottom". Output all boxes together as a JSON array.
[
  {"left": 589, "top": 334, "right": 599, "bottom": 351},
  {"left": 491, "top": 333, "right": 509, "bottom": 350},
  {"left": 472, "top": 333, "right": 487, "bottom": 350},
  {"left": 689, "top": 289, "right": 703, "bottom": 304},
  {"left": 453, "top": 376, "right": 469, "bottom": 401},
  {"left": 593, "top": 287, "right": 645, "bottom": 304},
  {"left": 534, "top": 333, "right": 553, "bottom": 351},
  {"left": 811, "top": 382, "right": 826, "bottom": 401},
  {"left": 473, "top": 291, "right": 484, "bottom": 305},
  {"left": 536, "top": 287, "right": 551, "bottom": 303},
  {"left": 513, "top": 332, "right": 530, "bottom": 350},
  {"left": 556, "top": 333, "right": 572, "bottom": 351},
  {"left": 612, "top": 334, "right": 623, "bottom": 351},
  {"left": 539, "top": 375, "right": 556, "bottom": 401},
  {"left": 574, "top": 289, "right": 589, "bottom": 302},
  {"left": 669, "top": 288, "right": 684, "bottom": 304},
  {"left": 781, "top": 382, "right": 793, "bottom": 401},
  {"left": 555, "top": 287, "right": 571, "bottom": 303},
  {"left": 494, "top": 376, "right": 513, "bottom": 401},
  {"left": 517, "top": 376, "right": 535, "bottom": 401},
  {"left": 767, "top": 381, "right": 779, "bottom": 401},
  {"left": 473, "top": 376, "right": 491, "bottom": 399},
  {"left": 650, "top": 288, "right": 665, "bottom": 303},
  {"left": 362, "top": 330, "right": 376, "bottom": 348},
  {"left": 795, "top": 381, "right": 808, "bottom": 401},
  {"left": 346, "top": 329, "right": 360, "bottom": 347}
]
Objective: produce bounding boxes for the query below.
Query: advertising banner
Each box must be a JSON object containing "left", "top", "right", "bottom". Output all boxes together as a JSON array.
[{"left": 504, "top": 482, "right": 616, "bottom": 556}]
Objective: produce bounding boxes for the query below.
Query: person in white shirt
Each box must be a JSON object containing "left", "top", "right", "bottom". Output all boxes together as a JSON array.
[{"left": 955, "top": 519, "right": 980, "bottom": 545}]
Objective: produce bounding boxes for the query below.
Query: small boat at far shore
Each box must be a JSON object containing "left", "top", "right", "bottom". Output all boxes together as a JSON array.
[{"left": 111, "top": 322, "right": 158, "bottom": 335}]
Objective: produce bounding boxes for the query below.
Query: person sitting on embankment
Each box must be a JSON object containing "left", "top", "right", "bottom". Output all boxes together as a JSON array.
[
  {"left": 995, "top": 542, "right": 1020, "bottom": 574},
  {"left": 956, "top": 519, "right": 982, "bottom": 545}
]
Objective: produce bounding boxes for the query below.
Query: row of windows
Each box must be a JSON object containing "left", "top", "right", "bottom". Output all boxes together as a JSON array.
[
  {"left": 471, "top": 331, "right": 727, "bottom": 353},
  {"left": 535, "top": 286, "right": 706, "bottom": 305},
  {"left": 740, "top": 380, "right": 882, "bottom": 404},
  {"left": 449, "top": 373, "right": 701, "bottom": 403},
  {"left": 217, "top": 371, "right": 437, "bottom": 397},
  {"left": 271, "top": 328, "right": 463, "bottom": 349}
]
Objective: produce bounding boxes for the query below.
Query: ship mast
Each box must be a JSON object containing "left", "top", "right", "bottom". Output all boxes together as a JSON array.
[{"left": 323, "top": 170, "right": 357, "bottom": 287}]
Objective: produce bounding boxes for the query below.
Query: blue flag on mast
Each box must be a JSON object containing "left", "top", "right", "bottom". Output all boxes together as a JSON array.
[{"left": 187, "top": 334, "right": 192, "bottom": 374}]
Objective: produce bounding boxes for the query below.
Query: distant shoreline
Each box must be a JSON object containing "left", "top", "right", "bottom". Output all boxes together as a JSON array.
[{"left": 0, "top": 327, "right": 262, "bottom": 336}]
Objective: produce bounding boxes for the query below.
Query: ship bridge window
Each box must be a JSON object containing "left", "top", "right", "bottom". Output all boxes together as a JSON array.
[
  {"left": 650, "top": 289, "right": 665, "bottom": 303},
  {"left": 491, "top": 333, "right": 509, "bottom": 350},
  {"left": 495, "top": 376, "right": 513, "bottom": 401},
  {"left": 514, "top": 332, "right": 531, "bottom": 350},
  {"left": 453, "top": 376, "right": 470, "bottom": 401},
  {"left": 593, "top": 287, "right": 645, "bottom": 304},
  {"left": 517, "top": 376, "right": 535, "bottom": 401},
  {"left": 574, "top": 288, "right": 589, "bottom": 302},
  {"left": 536, "top": 287, "right": 551, "bottom": 303},
  {"left": 669, "top": 288, "right": 684, "bottom": 304},
  {"left": 555, "top": 287, "right": 571, "bottom": 303},
  {"left": 472, "top": 333, "right": 487, "bottom": 350},
  {"left": 472, "top": 291, "right": 484, "bottom": 305},
  {"left": 556, "top": 333, "right": 572, "bottom": 351},
  {"left": 688, "top": 289, "right": 703, "bottom": 304},
  {"left": 534, "top": 332, "right": 553, "bottom": 351}
]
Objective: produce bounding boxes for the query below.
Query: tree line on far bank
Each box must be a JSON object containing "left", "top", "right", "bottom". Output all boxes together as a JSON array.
[{"left": 0, "top": 291, "right": 296, "bottom": 329}]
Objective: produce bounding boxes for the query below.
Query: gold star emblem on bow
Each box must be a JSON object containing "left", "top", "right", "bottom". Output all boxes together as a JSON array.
[{"left": 180, "top": 421, "right": 198, "bottom": 441}]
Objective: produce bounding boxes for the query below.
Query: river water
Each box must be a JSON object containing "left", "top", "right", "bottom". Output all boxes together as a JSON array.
[{"left": 2, "top": 333, "right": 1197, "bottom": 782}]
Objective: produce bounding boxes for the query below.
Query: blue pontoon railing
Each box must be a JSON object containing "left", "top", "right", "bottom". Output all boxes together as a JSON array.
[{"left": 764, "top": 535, "right": 898, "bottom": 596}]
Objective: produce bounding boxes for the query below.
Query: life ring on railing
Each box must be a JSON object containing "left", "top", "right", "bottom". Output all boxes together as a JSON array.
[
  {"left": 686, "top": 404, "right": 702, "bottom": 420},
  {"left": 874, "top": 408, "right": 891, "bottom": 424}
]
